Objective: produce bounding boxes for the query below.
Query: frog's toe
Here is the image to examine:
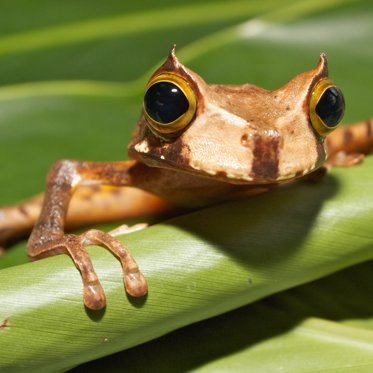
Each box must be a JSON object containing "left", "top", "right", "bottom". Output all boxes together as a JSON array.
[
  {"left": 327, "top": 151, "right": 365, "bottom": 167},
  {"left": 124, "top": 271, "right": 148, "bottom": 298},
  {"left": 84, "top": 280, "right": 107, "bottom": 310}
]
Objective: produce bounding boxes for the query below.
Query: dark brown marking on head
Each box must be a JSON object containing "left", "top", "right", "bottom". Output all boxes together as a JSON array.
[
  {"left": 145, "top": 136, "right": 190, "bottom": 168},
  {"left": 145, "top": 127, "right": 165, "bottom": 147},
  {"left": 344, "top": 129, "right": 353, "bottom": 144},
  {"left": 366, "top": 120, "right": 373, "bottom": 138},
  {"left": 250, "top": 133, "right": 280, "bottom": 180},
  {"left": 162, "top": 137, "right": 191, "bottom": 167}
]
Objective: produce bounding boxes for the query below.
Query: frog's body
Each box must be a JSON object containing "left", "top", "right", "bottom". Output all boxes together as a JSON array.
[{"left": 0, "top": 47, "right": 372, "bottom": 309}]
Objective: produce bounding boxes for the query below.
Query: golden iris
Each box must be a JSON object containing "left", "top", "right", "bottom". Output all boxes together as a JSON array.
[
  {"left": 309, "top": 78, "right": 345, "bottom": 136},
  {"left": 143, "top": 73, "right": 197, "bottom": 137}
]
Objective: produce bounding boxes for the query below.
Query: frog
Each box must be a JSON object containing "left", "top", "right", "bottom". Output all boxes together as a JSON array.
[{"left": 0, "top": 46, "right": 372, "bottom": 310}]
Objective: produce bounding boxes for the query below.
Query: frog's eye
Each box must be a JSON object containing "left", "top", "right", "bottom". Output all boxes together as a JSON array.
[
  {"left": 143, "top": 73, "right": 197, "bottom": 136},
  {"left": 309, "top": 78, "right": 345, "bottom": 136}
]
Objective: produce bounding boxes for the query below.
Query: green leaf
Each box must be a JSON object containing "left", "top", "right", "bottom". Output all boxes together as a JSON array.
[
  {"left": 0, "top": 0, "right": 287, "bottom": 85},
  {"left": 71, "top": 261, "right": 373, "bottom": 373},
  {"left": 0, "top": 0, "right": 372, "bottom": 372}
]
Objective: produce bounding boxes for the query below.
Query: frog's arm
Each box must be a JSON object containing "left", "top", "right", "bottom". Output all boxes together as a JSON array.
[
  {"left": 0, "top": 160, "right": 176, "bottom": 308},
  {"left": 326, "top": 118, "right": 373, "bottom": 166},
  {"left": 30, "top": 159, "right": 157, "bottom": 309},
  {"left": 0, "top": 167, "right": 172, "bottom": 248}
]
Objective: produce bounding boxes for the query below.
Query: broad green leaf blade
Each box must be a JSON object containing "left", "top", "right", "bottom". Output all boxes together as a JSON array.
[
  {"left": 72, "top": 262, "right": 373, "bottom": 373},
  {"left": 0, "top": 0, "right": 288, "bottom": 85},
  {"left": 0, "top": 95, "right": 140, "bottom": 203},
  {"left": 0, "top": 158, "right": 372, "bottom": 372}
]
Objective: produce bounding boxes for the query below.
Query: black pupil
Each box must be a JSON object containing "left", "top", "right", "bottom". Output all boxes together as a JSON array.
[
  {"left": 315, "top": 86, "right": 345, "bottom": 127},
  {"left": 144, "top": 81, "right": 189, "bottom": 124}
]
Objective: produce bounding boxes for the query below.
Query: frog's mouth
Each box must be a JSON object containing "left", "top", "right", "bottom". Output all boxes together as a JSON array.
[{"left": 130, "top": 134, "right": 324, "bottom": 186}]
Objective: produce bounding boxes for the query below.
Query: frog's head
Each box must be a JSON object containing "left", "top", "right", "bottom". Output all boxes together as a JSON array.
[{"left": 128, "top": 46, "right": 345, "bottom": 184}]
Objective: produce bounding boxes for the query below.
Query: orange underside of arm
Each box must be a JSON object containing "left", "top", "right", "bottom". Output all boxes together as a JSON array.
[{"left": 66, "top": 185, "right": 175, "bottom": 229}]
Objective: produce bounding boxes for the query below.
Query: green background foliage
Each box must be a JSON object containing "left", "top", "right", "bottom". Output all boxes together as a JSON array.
[{"left": 0, "top": 0, "right": 372, "bottom": 371}]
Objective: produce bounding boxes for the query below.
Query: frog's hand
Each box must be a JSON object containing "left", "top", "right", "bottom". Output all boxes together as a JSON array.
[
  {"left": 0, "top": 168, "right": 172, "bottom": 249},
  {"left": 326, "top": 118, "right": 373, "bottom": 167},
  {"left": 23, "top": 159, "right": 173, "bottom": 309}
]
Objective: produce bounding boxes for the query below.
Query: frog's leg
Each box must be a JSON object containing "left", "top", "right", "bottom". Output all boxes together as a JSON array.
[
  {"left": 0, "top": 177, "right": 172, "bottom": 248},
  {"left": 326, "top": 118, "right": 373, "bottom": 167},
  {"left": 2, "top": 160, "right": 171, "bottom": 309},
  {"left": 0, "top": 193, "right": 44, "bottom": 250}
]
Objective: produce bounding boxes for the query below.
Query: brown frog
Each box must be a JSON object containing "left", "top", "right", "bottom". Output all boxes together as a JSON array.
[{"left": 1, "top": 46, "right": 372, "bottom": 309}]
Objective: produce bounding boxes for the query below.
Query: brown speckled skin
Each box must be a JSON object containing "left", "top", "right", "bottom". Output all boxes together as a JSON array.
[{"left": 0, "top": 48, "right": 372, "bottom": 310}]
